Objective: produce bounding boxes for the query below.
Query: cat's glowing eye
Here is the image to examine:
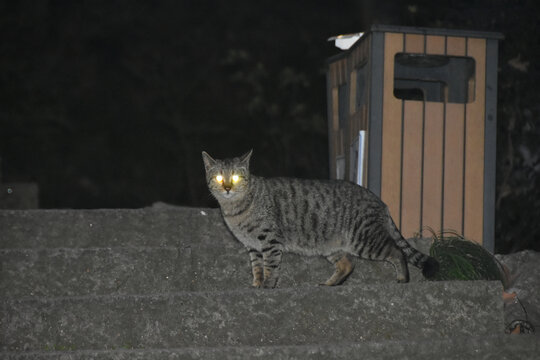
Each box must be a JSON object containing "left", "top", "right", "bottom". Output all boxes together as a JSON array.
[
  {"left": 232, "top": 175, "right": 240, "bottom": 183},
  {"left": 215, "top": 175, "right": 223, "bottom": 183}
]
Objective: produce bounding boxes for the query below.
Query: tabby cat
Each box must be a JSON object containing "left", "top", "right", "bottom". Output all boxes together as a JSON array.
[{"left": 202, "top": 150, "right": 438, "bottom": 288}]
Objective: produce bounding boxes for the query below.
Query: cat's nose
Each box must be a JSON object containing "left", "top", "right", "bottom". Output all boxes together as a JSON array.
[{"left": 224, "top": 186, "right": 231, "bottom": 193}]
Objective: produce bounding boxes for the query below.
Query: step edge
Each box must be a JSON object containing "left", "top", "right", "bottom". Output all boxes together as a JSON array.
[
  {"left": 0, "top": 280, "right": 503, "bottom": 303},
  {"left": 1, "top": 335, "right": 538, "bottom": 357}
]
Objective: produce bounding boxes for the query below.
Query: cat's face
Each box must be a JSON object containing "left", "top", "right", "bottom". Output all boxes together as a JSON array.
[{"left": 202, "top": 150, "right": 252, "bottom": 200}]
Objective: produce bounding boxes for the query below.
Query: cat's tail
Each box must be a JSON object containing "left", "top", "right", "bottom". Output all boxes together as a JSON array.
[
  {"left": 395, "top": 236, "right": 439, "bottom": 279},
  {"left": 384, "top": 209, "right": 439, "bottom": 278}
]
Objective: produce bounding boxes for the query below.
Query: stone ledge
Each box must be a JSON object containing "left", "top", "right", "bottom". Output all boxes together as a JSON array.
[
  {"left": 2, "top": 335, "right": 538, "bottom": 360},
  {"left": 1, "top": 281, "right": 503, "bottom": 351}
]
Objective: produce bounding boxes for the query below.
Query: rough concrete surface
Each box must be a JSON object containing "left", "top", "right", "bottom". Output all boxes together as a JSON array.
[
  {"left": 1, "top": 206, "right": 538, "bottom": 359},
  {"left": 1, "top": 208, "right": 426, "bottom": 298},
  {"left": 1, "top": 247, "right": 192, "bottom": 297},
  {"left": 1, "top": 282, "right": 502, "bottom": 351},
  {"left": 2, "top": 336, "right": 539, "bottom": 360},
  {"left": 0, "top": 246, "right": 427, "bottom": 297},
  {"left": 496, "top": 250, "right": 540, "bottom": 332},
  {"left": 0, "top": 207, "right": 214, "bottom": 249}
]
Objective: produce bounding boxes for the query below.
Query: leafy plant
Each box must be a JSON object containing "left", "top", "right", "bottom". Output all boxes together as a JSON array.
[{"left": 427, "top": 229, "right": 504, "bottom": 282}]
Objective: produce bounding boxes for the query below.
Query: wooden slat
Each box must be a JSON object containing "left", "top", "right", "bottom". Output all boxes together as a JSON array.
[
  {"left": 442, "top": 36, "right": 466, "bottom": 235},
  {"left": 426, "top": 35, "right": 446, "bottom": 55},
  {"left": 363, "top": 45, "right": 371, "bottom": 131},
  {"left": 443, "top": 103, "right": 465, "bottom": 233},
  {"left": 334, "top": 131, "right": 340, "bottom": 156},
  {"left": 349, "top": 70, "right": 357, "bottom": 115},
  {"left": 464, "top": 38, "right": 486, "bottom": 244},
  {"left": 381, "top": 32, "right": 404, "bottom": 227},
  {"left": 349, "top": 113, "right": 361, "bottom": 144},
  {"left": 331, "top": 132, "right": 338, "bottom": 178},
  {"left": 336, "top": 130, "right": 343, "bottom": 156},
  {"left": 333, "top": 63, "right": 339, "bottom": 87},
  {"left": 341, "top": 59, "right": 348, "bottom": 84},
  {"left": 349, "top": 113, "right": 356, "bottom": 142},
  {"left": 332, "top": 87, "right": 339, "bottom": 132},
  {"left": 446, "top": 36, "right": 466, "bottom": 56},
  {"left": 405, "top": 33, "right": 425, "bottom": 53},
  {"left": 360, "top": 104, "right": 368, "bottom": 130},
  {"left": 401, "top": 100, "right": 424, "bottom": 238},
  {"left": 329, "top": 85, "right": 338, "bottom": 179},
  {"left": 422, "top": 102, "right": 445, "bottom": 235}
]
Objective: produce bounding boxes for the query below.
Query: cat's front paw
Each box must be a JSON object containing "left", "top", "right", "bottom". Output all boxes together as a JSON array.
[{"left": 252, "top": 279, "right": 263, "bottom": 288}]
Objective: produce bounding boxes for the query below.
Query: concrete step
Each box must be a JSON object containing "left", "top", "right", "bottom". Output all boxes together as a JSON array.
[
  {"left": 1, "top": 282, "right": 502, "bottom": 352},
  {"left": 1, "top": 245, "right": 429, "bottom": 298},
  {"left": 0, "top": 207, "right": 218, "bottom": 249},
  {"left": 0, "top": 206, "right": 433, "bottom": 254},
  {"left": 2, "top": 336, "right": 539, "bottom": 360},
  {"left": 3, "top": 207, "right": 535, "bottom": 360},
  {"left": 1, "top": 208, "right": 431, "bottom": 297},
  {"left": 0, "top": 247, "right": 192, "bottom": 297}
]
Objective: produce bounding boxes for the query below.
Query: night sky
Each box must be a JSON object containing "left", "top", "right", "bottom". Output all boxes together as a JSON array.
[{"left": 1, "top": 1, "right": 539, "bottom": 252}]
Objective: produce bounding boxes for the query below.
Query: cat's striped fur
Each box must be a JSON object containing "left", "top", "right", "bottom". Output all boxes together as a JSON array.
[{"left": 202, "top": 150, "right": 438, "bottom": 288}]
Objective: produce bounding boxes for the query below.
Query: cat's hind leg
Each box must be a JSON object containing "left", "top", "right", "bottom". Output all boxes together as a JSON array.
[
  {"left": 321, "top": 253, "right": 355, "bottom": 286},
  {"left": 385, "top": 246, "right": 410, "bottom": 283}
]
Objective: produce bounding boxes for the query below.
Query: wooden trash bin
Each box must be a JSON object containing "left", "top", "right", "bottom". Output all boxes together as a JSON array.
[{"left": 326, "top": 25, "right": 503, "bottom": 250}]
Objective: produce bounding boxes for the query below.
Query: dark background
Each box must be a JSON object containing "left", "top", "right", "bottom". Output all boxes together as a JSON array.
[{"left": 1, "top": 0, "right": 539, "bottom": 253}]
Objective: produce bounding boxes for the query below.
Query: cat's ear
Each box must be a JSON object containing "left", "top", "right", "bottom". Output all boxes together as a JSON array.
[
  {"left": 202, "top": 151, "right": 216, "bottom": 171},
  {"left": 239, "top": 149, "right": 253, "bottom": 166}
]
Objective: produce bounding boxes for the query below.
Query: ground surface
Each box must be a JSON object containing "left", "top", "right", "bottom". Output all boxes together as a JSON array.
[{"left": 0, "top": 206, "right": 538, "bottom": 359}]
